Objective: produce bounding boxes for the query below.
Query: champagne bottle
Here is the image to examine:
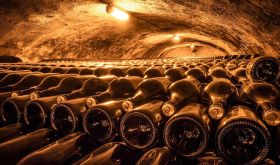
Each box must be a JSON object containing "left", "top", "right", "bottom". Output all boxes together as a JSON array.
[
  {"left": 15, "top": 74, "right": 77, "bottom": 96},
  {"left": 127, "top": 66, "right": 147, "bottom": 77},
  {"left": 0, "top": 123, "right": 27, "bottom": 142},
  {"left": 185, "top": 67, "right": 206, "bottom": 83},
  {"left": 0, "top": 128, "right": 59, "bottom": 165},
  {"left": 65, "top": 67, "right": 81, "bottom": 74},
  {"left": 0, "top": 73, "right": 56, "bottom": 92},
  {"left": 109, "top": 66, "right": 130, "bottom": 77},
  {"left": 161, "top": 78, "right": 201, "bottom": 117},
  {"left": 143, "top": 67, "right": 164, "bottom": 78},
  {"left": 57, "top": 76, "right": 116, "bottom": 103},
  {"left": 93, "top": 67, "right": 110, "bottom": 77},
  {"left": 164, "top": 103, "right": 211, "bottom": 158},
  {"left": 208, "top": 67, "right": 232, "bottom": 81},
  {"left": 0, "top": 72, "right": 37, "bottom": 87},
  {"left": 276, "top": 126, "right": 280, "bottom": 163},
  {"left": 23, "top": 95, "right": 61, "bottom": 129},
  {"left": 79, "top": 68, "right": 94, "bottom": 75},
  {"left": 83, "top": 100, "right": 124, "bottom": 143},
  {"left": 215, "top": 105, "right": 271, "bottom": 164},
  {"left": 51, "top": 67, "right": 68, "bottom": 74},
  {"left": 164, "top": 67, "right": 186, "bottom": 82},
  {"left": 0, "top": 70, "right": 29, "bottom": 80},
  {"left": 203, "top": 78, "right": 238, "bottom": 120},
  {"left": 30, "top": 75, "right": 94, "bottom": 99},
  {"left": 1, "top": 95, "right": 30, "bottom": 124},
  {"left": 232, "top": 68, "right": 248, "bottom": 85},
  {"left": 86, "top": 76, "right": 143, "bottom": 108},
  {"left": 246, "top": 56, "right": 280, "bottom": 83},
  {"left": 73, "top": 142, "right": 143, "bottom": 165},
  {"left": 120, "top": 100, "right": 166, "bottom": 150},
  {"left": 122, "top": 77, "right": 171, "bottom": 112},
  {"left": 50, "top": 98, "right": 90, "bottom": 135},
  {"left": 17, "top": 132, "right": 99, "bottom": 165},
  {"left": 38, "top": 66, "right": 53, "bottom": 73},
  {"left": 136, "top": 147, "right": 190, "bottom": 165},
  {"left": 196, "top": 152, "right": 226, "bottom": 165},
  {"left": 240, "top": 81, "right": 280, "bottom": 126}
]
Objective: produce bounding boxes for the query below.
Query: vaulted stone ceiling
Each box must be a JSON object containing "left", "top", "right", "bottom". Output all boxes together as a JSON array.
[{"left": 0, "top": 0, "right": 279, "bottom": 61}]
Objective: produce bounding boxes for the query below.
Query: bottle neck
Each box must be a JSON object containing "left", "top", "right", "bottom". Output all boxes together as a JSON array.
[
  {"left": 259, "top": 102, "right": 280, "bottom": 126},
  {"left": 64, "top": 91, "right": 83, "bottom": 100},
  {"left": 130, "top": 92, "right": 146, "bottom": 107},
  {"left": 168, "top": 94, "right": 182, "bottom": 107},
  {"left": 208, "top": 99, "right": 225, "bottom": 120},
  {"left": 95, "top": 91, "right": 112, "bottom": 103}
]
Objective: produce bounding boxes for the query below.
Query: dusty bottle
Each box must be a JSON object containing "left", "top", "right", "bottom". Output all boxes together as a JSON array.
[
  {"left": 57, "top": 76, "right": 116, "bottom": 103},
  {"left": 122, "top": 77, "right": 171, "bottom": 112},
  {"left": 126, "top": 66, "right": 148, "bottom": 77},
  {"left": 164, "top": 67, "right": 186, "bottom": 82},
  {"left": 49, "top": 98, "right": 92, "bottom": 135},
  {"left": 240, "top": 81, "right": 280, "bottom": 126},
  {"left": 0, "top": 71, "right": 38, "bottom": 87},
  {"left": 0, "top": 123, "right": 28, "bottom": 142},
  {"left": 161, "top": 78, "right": 201, "bottom": 117},
  {"left": 208, "top": 67, "right": 232, "bottom": 81},
  {"left": 0, "top": 73, "right": 56, "bottom": 92},
  {"left": 143, "top": 66, "right": 165, "bottom": 78},
  {"left": 65, "top": 67, "right": 81, "bottom": 74},
  {"left": 0, "top": 128, "right": 60, "bottom": 165},
  {"left": 83, "top": 100, "right": 125, "bottom": 143},
  {"left": 86, "top": 76, "right": 143, "bottom": 108},
  {"left": 1, "top": 95, "right": 31, "bottom": 124},
  {"left": 15, "top": 74, "right": 77, "bottom": 96},
  {"left": 23, "top": 95, "right": 63, "bottom": 129},
  {"left": 215, "top": 105, "right": 271, "bottom": 165},
  {"left": 185, "top": 67, "right": 206, "bottom": 83},
  {"left": 17, "top": 132, "right": 99, "bottom": 165},
  {"left": 246, "top": 56, "right": 280, "bottom": 83},
  {"left": 79, "top": 68, "right": 95, "bottom": 75},
  {"left": 203, "top": 78, "right": 238, "bottom": 120},
  {"left": 164, "top": 103, "right": 211, "bottom": 158},
  {"left": 136, "top": 147, "right": 190, "bottom": 165},
  {"left": 120, "top": 100, "right": 166, "bottom": 150},
  {"left": 30, "top": 75, "right": 94, "bottom": 99},
  {"left": 73, "top": 142, "right": 143, "bottom": 165},
  {"left": 93, "top": 67, "right": 110, "bottom": 77},
  {"left": 109, "top": 66, "right": 130, "bottom": 77},
  {"left": 0, "top": 70, "right": 30, "bottom": 80}
]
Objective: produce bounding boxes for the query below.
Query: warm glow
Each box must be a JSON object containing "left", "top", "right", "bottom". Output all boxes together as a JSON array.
[
  {"left": 107, "top": 6, "right": 129, "bottom": 21},
  {"left": 190, "top": 44, "right": 196, "bottom": 50},
  {"left": 173, "top": 34, "right": 181, "bottom": 42}
]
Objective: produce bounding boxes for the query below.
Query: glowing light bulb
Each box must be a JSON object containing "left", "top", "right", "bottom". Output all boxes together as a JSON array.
[
  {"left": 173, "top": 34, "right": 181, "bottom": 42},
  {"left": 106, "top": 5, "right": 129, "bottom": 21},
  {"left": 190, "top": 44, "right": 196, "bottom": 50}
]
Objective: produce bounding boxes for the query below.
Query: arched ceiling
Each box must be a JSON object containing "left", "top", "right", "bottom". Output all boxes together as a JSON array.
[{"left": 0, "top": 0, "right": 279, "bottom": 61}]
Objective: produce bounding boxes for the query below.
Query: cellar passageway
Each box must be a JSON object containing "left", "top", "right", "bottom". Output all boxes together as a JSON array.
[{"left": 0, "top": 0, "right": 279, "bottom": 61}]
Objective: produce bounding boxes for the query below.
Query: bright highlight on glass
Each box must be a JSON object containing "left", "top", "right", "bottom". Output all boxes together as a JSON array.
[{"left": 106, "top": 5, "right": 129, "bottom": 21}]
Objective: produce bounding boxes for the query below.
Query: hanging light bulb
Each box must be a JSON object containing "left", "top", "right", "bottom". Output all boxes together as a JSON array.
[
  {"left": 106, "top": 4, "right": 129, "bottom": 21},
  {"left": 190, "top": 44, "right": 196, "bottom": 50},
  {"left": 172, "top": 34, "right": 181, "bottom": 42}
]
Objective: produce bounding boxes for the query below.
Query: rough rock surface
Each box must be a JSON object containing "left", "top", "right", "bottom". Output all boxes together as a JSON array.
[{"left": 0, "top": 0, "right": 279, "bottom": 61}]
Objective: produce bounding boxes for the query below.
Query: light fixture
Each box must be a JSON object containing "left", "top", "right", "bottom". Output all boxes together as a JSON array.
[
  {"left": 106, "top": 4, "right": 129, "bottom": 21},
  {"left": 190, "top": 44, "right": 196, "bottom": 50},
  {"left": 172, "top": 34, "right": 181, "bottom": 42}
]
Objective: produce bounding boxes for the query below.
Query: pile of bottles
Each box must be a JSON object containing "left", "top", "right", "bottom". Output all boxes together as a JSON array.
[{"left": 0, "top": 55, "right": 279, "bottom": 165}]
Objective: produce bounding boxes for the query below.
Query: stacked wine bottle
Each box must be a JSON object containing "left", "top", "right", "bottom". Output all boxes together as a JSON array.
[{"left": 0, "top": 55, "right": 279, "bottom": 165}]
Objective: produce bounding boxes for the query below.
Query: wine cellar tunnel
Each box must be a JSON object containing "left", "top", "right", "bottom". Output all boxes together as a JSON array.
[
  {"left": 0, "top": 0, "right": 279, "bottom": 60},
  {"left": 0, "top": 0, "right": 279, "bottom": 165}
]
